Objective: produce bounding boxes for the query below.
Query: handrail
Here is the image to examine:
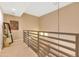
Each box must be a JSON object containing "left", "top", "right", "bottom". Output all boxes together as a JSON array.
[
  {"left": 29, "top": 33, "right": 75, "bottom": 44},
  {"left": 23, "top": 30, "right": 79, "bottom": 57},
  {"left": 24, "top": 30, "right": 79, "bottom": 35}
]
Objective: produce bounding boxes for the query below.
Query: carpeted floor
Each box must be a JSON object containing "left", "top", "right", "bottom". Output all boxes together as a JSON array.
[{"left": 0, "top": 40, "right": 37, "bottom": 57}]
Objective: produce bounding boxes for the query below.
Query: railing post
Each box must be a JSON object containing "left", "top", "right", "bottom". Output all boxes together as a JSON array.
[
  {"left": 76, "top": 34, "right": 79, "bottom": 57},
  {"left": 27, "top": 30, "right": 29, "bottom": 47},
  {"left": 23, "top": 30, "right": 25, "bottom": 42},
  {"left": 47, "top": 46, "right": 50, "bottom": 56},
  {"left": 37, "top": 31, "right": 40, "bottom": 56}
]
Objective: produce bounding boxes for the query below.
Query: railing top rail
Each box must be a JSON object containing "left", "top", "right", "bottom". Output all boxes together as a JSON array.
[{"left": 23, "top": 30, "right": 79, "bottom": 36}]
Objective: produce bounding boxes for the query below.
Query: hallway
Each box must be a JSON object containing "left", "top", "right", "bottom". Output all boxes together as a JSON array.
[
  {"left": 0, "top": 40, "right": 37, "bottom": 57},
  {"left": 0, "top": 2, "right": 79, "bottom": 57}
]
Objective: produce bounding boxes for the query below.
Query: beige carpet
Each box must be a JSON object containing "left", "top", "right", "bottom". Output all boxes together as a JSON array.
[{"left": 0, "top": 40, "right": 37, "bottom": 57}]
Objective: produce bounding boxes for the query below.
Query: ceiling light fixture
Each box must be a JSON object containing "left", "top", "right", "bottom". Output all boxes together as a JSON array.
[{"left": 12, "top": 8, "right": 16, "bottom": 11}]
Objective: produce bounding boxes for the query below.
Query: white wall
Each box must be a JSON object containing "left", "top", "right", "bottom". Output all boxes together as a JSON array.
[{"left": 0, "top": 9, "right": 3, "bottom": 51}]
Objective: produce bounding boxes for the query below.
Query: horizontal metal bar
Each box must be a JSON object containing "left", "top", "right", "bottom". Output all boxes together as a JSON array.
[
  {"left": 40, "top": 38, "right": 75, "bottom": 51},
  {"left": 40, "top": 45, "right": 59, "bottom": 57},
  {"left": 25, "top": 30, "right": 79, "bottom": 36},
  {"left": 39, "top": 41, "right": 74, "bottom": 57},
  {"left": 30, "top": 36, "right": 50, "bottom": 56},
  {"left": 29, "top": 37, "right": 37, "bottom": 47},
  {"left": 30, "top": 36, "right": 38, "bottom": 41},
  {"left": 30, "top": 44, "right": 37, "bottom": 50},
  {"left": 39, "top": 48, "right": 48, "bottom": 57},
  {"left": 39, "top": 51, "right": 46, "bottom": 57},
  {"left": 31, "top": 39, "right": 48, "bottom": 54},
  {"left": 32, "top": 36, "right": 75, "bottom": 52},
  {"left": 30, "top": 34, "right": 55, "bottom": 56},
  {"left": 49, "top": 51, "right": 59, "bottom": 57},
  {"left": 39, "top": 44, "right": 49, "bottom": 51},
  {"left": 48, "top": 54, "right": 53, "bottom": 57},
  {"left": 41, "top": 35, "right": 75, "bottom": 44},
  {"left": 30, "top": 39, "right": 37, "bottom": 44},
  {"left": 30, "top": 34, "right": 75, "bottom": 44},
  {"left": 30, "top": 40, "right": 38, "bottom": 47},
  {"left": 29, "top": 33, "right": 38, "bottom": 35},
  {"left": 29, "top": 45, "right": 38, "bottom": 53}
]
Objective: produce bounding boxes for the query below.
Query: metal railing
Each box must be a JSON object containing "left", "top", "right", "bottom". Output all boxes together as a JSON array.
[{"left": 23, "top": 30, "right": 79, "bottom": 57}]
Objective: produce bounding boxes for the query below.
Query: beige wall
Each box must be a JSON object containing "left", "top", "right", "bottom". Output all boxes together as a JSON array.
[
  {"left": 39, "top": 3, "right": 79, "bottom": 56},
  {"left": 59, "top": 3, "right": 79, "bottom": 33},
  {"left": 39, "top": 11, "right": 58, "bottom": 32},
  {"left": 4, "top": 13, "right": 39, "bottom": 40},
  {"left": 39, "top": 3, "right": 79, "bottom": 33}
]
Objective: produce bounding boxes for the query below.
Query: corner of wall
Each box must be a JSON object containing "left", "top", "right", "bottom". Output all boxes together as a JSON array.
[{"left": 38, "top": 17, "right": 41, "bottom": 31}]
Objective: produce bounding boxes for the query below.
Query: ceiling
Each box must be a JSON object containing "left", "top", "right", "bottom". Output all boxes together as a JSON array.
[{"left": 0, "top": 2, "right": 73, "bottom": 17}]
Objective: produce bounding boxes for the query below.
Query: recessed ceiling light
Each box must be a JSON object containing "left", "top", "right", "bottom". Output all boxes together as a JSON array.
[{"left": 12, "top": 8, "right": 16, "bottom": 11}]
